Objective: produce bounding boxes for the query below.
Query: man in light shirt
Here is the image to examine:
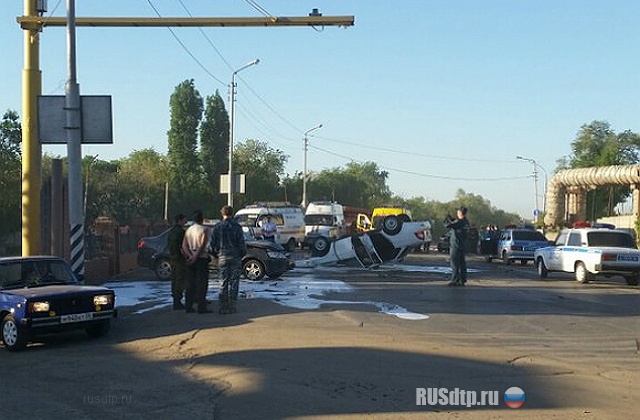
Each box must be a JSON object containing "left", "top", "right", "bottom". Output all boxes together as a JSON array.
[
  {"left": 181, "top": 210, "right": 212, "bottom": 313},
  {"left": 261, "top": 214, "right": 277, "bottom": 243}
]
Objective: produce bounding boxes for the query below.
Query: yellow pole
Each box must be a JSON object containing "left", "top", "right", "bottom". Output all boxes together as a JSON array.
[{"left": 21, "top": 0, "right": 42, "bottom": 255}]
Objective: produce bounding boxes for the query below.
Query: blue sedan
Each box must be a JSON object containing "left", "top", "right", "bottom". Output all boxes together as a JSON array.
[{"left": 0, "top": 256, "right": 116, "bottom": 351}]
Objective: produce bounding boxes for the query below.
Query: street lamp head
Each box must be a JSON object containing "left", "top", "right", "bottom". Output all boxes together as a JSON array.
[
  {"left": 233, "top": 58, "right": 260, "bottom": 76},
  {"left": 305, "top": 124, "right": 323, "bottom": 136}
]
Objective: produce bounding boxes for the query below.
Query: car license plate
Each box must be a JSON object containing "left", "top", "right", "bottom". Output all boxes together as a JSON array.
[
  {"left": 617, "top": 255, "right": 638, "bottom": 262},
  {"left": 525, "top": 247, "right": 536, "bottom": 251},
  {"left": 60, "top": 312, "right": 94, "bottom": 323}
]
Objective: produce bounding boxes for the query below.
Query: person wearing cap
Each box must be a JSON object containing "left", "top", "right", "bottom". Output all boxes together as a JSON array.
[
  {"left": 167, "top": 213, "right": 188, "bottom": 309},
  {"left": 444, "top": 206, "right": 470, "bottom": 286}
]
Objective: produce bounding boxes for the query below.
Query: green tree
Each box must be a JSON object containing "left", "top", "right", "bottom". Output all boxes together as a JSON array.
[
  {"left": 567, "top": 121, "right": 640, "bottom": 218},
  {"left": 343, "top": 162, "right": 391, "bottom": 207},
  {"left": 115, "top": 149, "right": 168, "bottom": 224},
  {"left": 167, "top": 79, "right": 205, "bottom": 215},
  {"left": 0, "top": 110, "right": 22, "bottom": 240},
  {"left": 303, "top": 162, "right": 391, "bottom": 208},
  {"left": 233, "top": 139, "right": 288, "bottom": 207},
  {"left": 200, "top": 90, "right": 229, "bottom": 213}
]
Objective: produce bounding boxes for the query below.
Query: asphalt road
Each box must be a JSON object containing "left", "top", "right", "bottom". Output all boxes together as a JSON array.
[{"left": 1, "top": 252, "right": 638, "bottom": 419}]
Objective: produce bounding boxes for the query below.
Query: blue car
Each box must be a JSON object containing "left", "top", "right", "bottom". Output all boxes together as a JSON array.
[
  {"left": 481, "top": 228, "right": 550, "bottom": 265},
  {"left": 0, "top": 256, "right": 116, "bottom": 351}
]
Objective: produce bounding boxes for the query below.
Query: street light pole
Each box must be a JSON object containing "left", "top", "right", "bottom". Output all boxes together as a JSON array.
[
  {"left": 302, "top": 124, "right": 323, "bottom": 208},
  {"left": 517, "top": 155, "right": 548, "bottom": 223},
  {"left": 228, "top": 58, "right": 259, "bottom": 207},
  {"left": 66, "top": 0, "right": 85, "bottom": 276}
]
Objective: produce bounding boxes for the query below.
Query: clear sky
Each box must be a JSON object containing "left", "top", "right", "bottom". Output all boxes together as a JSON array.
[{"left": 2, "top": 1, "right": 639, "bottom": 218}]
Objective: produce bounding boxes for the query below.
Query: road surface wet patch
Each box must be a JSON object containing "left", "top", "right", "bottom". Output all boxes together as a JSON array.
[{"left": 104, "top": 270, "right": 429, "bottom": 320}]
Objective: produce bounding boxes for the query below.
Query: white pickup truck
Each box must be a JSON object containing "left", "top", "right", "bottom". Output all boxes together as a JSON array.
[{"left": 534, "top": 228, "right": 640, "bottom": 285}]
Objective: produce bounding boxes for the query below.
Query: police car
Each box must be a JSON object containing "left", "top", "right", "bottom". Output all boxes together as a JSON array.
[{"left": 534, "top": 226, "right": 640, "bottom": 285}]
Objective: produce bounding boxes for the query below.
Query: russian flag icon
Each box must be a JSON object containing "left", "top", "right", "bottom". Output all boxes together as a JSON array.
[{"left": 504, "top": 387, "right": 525, "bottom": 409}]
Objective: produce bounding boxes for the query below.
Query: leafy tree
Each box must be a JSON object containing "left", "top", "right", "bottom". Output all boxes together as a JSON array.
[
  {"left": 200, "top": 90, "right": 229, "bottom": 213},
  {"left": 0, "top": 110, "right": 22, "bottom": 240},
  {"left": 302, "top": 161, "right": 391, "bottom": 208},
  {"left": 393, "top": 190, "right": 521, "bottom": 239},
  {"left": 343, "top": 162, "right": 391, "bottom": 207},
  {"left": 567, "top": 121, "right": 640, "bottom": 218},
  {"left": 82, "top": 157, "right": 120, "bottom": 223},
  {"left": 167, "top": 79, "right": 205, "bottom": 215},
  {"left": 232, "top": 139, "right": 288, "bottom": 207},
  {"left": 115, "top": 149, "right": 168, "bottom": 224}
]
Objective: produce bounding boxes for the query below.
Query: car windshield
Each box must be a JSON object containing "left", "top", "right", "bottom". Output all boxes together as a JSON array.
[
  {"left": 512, "top": 231, "right": 547, "bottom": 241},
  {"left": 0, "top": 259, "right": 77, "bottom": 289},
  {"left": 587, "top": 231, "right": 636, "bottom": 248},
  {"left": 304, "top": 214, "right": 333, "bottom": 226}
]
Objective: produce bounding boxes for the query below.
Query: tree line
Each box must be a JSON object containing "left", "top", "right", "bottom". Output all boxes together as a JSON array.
[{"left": 2, "top": 78, "right": 638, "bottom": 245}]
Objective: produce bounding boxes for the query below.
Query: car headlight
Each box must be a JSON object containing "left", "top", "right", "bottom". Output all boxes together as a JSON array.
[
  {"left": 29, "top": 301, "right": 50, "bottom": 313},
  {"left": 267, "top": 251, "right": 286, "bottom": 259},
  {"left": 93, "top": 295, "right": 112, "bottom": 306}
]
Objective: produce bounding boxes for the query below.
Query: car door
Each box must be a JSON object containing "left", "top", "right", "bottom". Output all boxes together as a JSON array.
[
  {"left": 561, "top": 232, "right": 583, "bottom": 272},
  {"left": 547, "top": 231, "right": 567, "bottom": 271}
]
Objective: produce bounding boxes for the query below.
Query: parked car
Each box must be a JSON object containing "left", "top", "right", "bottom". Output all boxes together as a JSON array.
[
  {"left": 436, "top": 228, "right": 480, "bottom": 254},
  {"left": 0, "top": 256, "right": 116, "bottom": 351},
  {"left": 436, "top": 235, "right": 450, "bottom": 253},
  {"left": 534, "top": 227, "right": 640, "bottom": 285},
  {"left": 137, "top": 225, "right": 295, "bottom": 282},
  {"left": 482, "top": 228, "right": 550, "bottom": 265}
]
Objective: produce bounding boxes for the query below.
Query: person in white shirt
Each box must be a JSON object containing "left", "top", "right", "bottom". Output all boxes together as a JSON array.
[
  {"left": 261, "top": 215, "right": 277, "bottom": 243},
  {"left": 181, "top": 210, "right": 212, "bottom": 313}
]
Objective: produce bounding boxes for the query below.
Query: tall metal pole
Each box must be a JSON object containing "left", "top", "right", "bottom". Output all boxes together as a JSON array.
[
  {"left": 301, "top": 124, "right": 322, "bottom": 208},
  {"left": 532, "top": 162, "right": 539, "bottom": 221},
  {"left": 517, "top": 155, "right": 542, "bottom": 223},
  {"left": 228, "top": 59, "right": 259, "bottom": 207},
  {"left": 228, "top": 72, "right": 236, "bottom": 207},
  {"left": 21, "top": 0, "right": 42, "bottom": 255},
  {"left": 164, "top": 181, "right": 169, "bottom": 221},
  {"left": 66, "top": 0, "right": 84, "bottom": 275}
]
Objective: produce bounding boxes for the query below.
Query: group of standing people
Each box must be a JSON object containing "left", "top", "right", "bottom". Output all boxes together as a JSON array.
[{"left": 167, "top": 206, "right": 247, "bottom": 314}]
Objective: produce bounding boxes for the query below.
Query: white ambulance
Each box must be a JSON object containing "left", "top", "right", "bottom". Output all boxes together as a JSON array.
[
  {"left": 234, "top": 203, "right": 305, "bottom": 251},
  {"left": 303, "top": 201, "right": 346, "bottom": 254}
]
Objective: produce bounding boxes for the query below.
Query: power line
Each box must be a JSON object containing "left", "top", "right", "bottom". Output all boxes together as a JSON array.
[
  {"left": 308, "top": 144, "right": 531, "bottom": 182},
  {"left": 242, "top": 0, "right": 275, "bottom": 20},
  {"left": 315, "top": 134, "right": 516, "bottom": 164},
  {"left": 145, "top": 0, "right": 226, "bottom": 86},
  {"left": 177, "top": 0, "right": 234, "bottom": 73}
]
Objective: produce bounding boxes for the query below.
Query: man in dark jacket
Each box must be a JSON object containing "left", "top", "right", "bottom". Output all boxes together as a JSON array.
[
  {"left": 444, "top": 206, "right": 470, "bottom": 287},
  {"left": 211, "top": 205, "right": 247, "bottom": 314},
  {"left": 167, "top": 213, "right": 187, "bottom": 309}
]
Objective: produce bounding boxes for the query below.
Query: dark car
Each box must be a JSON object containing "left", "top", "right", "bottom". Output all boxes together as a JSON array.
[
  {"left": 0, "top": 256, "right": 116, "bottom": 351},
  {"left": 436, "top": 228, "right": 480, "bottom": 254},
  {"left": 137, "top": 226, "right": 295, "bottom": 282}
]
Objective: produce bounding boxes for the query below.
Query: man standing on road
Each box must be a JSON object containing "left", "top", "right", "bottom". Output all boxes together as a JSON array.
[
  {"left": 444, "top": 206, "right": 470, "bottom": 287},
  {"left": 181, "top": 210, "right": 212, "bottom": 313},
  {"left": 211, "top": 205, "right": 247, "bottom": 314},
  {"left": 261, "top": 214, "right": 277, "bottom": 243},
  {"left": 167, "top": 213, "right": 187, "bottom": 310}
]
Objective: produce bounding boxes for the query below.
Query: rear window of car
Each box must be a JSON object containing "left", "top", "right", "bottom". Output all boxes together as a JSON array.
[
  {"left": 512, "top": 231, "right": 547, "bottom": 241},
  {"left": 587, "top": 231, "right": 635, "bottom": 248}
]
